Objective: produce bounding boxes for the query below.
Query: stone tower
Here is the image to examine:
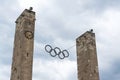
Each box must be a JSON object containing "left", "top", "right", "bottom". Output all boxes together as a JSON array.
[
  {"left": 10, "top": 8, "right": 35, "bottom": 80},
  {"left": 76, "top": 30, "right": 99, "bottom": 80}
]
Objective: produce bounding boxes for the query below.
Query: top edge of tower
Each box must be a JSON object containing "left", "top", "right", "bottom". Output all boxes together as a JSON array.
[
  {"left": 15, "top": 7, "right": 36, "bottom": 23},
  {"left": 22, "top": 7, "right": 35, "bottom": 15},
  {"left": 76, "top": 29, "right": 95, "bottom": 40}
]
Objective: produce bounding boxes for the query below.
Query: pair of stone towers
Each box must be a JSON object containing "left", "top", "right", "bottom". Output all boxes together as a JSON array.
[{"left": 10, "top": 8, "right": 99, "bottom": 80}]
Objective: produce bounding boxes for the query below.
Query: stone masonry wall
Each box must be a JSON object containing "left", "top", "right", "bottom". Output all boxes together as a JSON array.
[
  {"left": 10, "top": 9, "right": 35, "bottom": 80},
  {"left": 76, "top": 31, "right": 99, "bottom": 80}
]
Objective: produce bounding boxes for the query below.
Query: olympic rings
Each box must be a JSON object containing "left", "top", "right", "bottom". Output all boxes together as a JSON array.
[{"left": 45, "top": 45, "right": 69, "bottom": 59}]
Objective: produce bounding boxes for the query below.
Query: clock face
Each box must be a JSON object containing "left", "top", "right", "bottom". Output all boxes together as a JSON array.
[{"left": 24, "top": 31, "right": 33, "bottom": 39}]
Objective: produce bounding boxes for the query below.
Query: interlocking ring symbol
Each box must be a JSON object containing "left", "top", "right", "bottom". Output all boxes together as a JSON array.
[{"left": 45, "top": 45, "right": 69, "bottom": 59}]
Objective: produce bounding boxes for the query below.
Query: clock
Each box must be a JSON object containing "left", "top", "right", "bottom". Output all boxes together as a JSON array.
[{"left": 24, "top": 31, "right": 33, "bottom": 39}]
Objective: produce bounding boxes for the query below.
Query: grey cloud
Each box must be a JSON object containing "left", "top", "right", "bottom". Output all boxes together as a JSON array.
[
  {"left": 55, "top": 0, "right": 120, "bottom": 15},
  {"left": 100, "top": 60, "right": 120, "bottom": 80}
]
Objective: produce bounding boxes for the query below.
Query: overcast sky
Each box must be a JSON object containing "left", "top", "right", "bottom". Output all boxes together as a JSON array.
[{"left": 0, "top": 0, "right": 120, "bottom": 80}]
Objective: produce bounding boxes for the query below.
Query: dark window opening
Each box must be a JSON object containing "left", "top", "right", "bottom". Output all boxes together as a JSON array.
[
  {"left": 27, "top": 53, "right": 29, "bottom": 57},
  {"left": 94, "top": 70, "right": 96, "bottom": 73},
  {"left": 17, "top": 76, "right": 19, "bottom": 79},
  {"left": 13, "top": 67, "right": 17, "bottom": 73}
]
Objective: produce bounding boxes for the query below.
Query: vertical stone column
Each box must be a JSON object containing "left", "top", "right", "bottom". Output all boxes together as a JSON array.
[
  {"left": 10, "top": 8, "right": 35, "bottom": 80},
  {"left": 76, "top": 31, "right": 99, "bottom": 80}
]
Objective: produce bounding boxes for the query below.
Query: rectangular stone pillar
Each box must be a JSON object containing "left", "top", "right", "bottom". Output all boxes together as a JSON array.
[
  {"left": 10, "top": 8, "right": 35, "bottom": 80},
  {"left": 76, "top": 31, "right": 99, "bottom": 80}
]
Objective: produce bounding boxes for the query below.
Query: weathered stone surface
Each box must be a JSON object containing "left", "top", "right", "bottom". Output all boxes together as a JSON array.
[
  {"left": 10, "top": 9, "right": 35, "bottom": 80},
  {"left": 76, "top": 31, "right": 99, "bottom": 80}
]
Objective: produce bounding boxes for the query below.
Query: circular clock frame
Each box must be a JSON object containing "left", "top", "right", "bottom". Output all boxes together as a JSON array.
[{"left": 24, "top": 31, "right": 33, "bottom": 39}]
